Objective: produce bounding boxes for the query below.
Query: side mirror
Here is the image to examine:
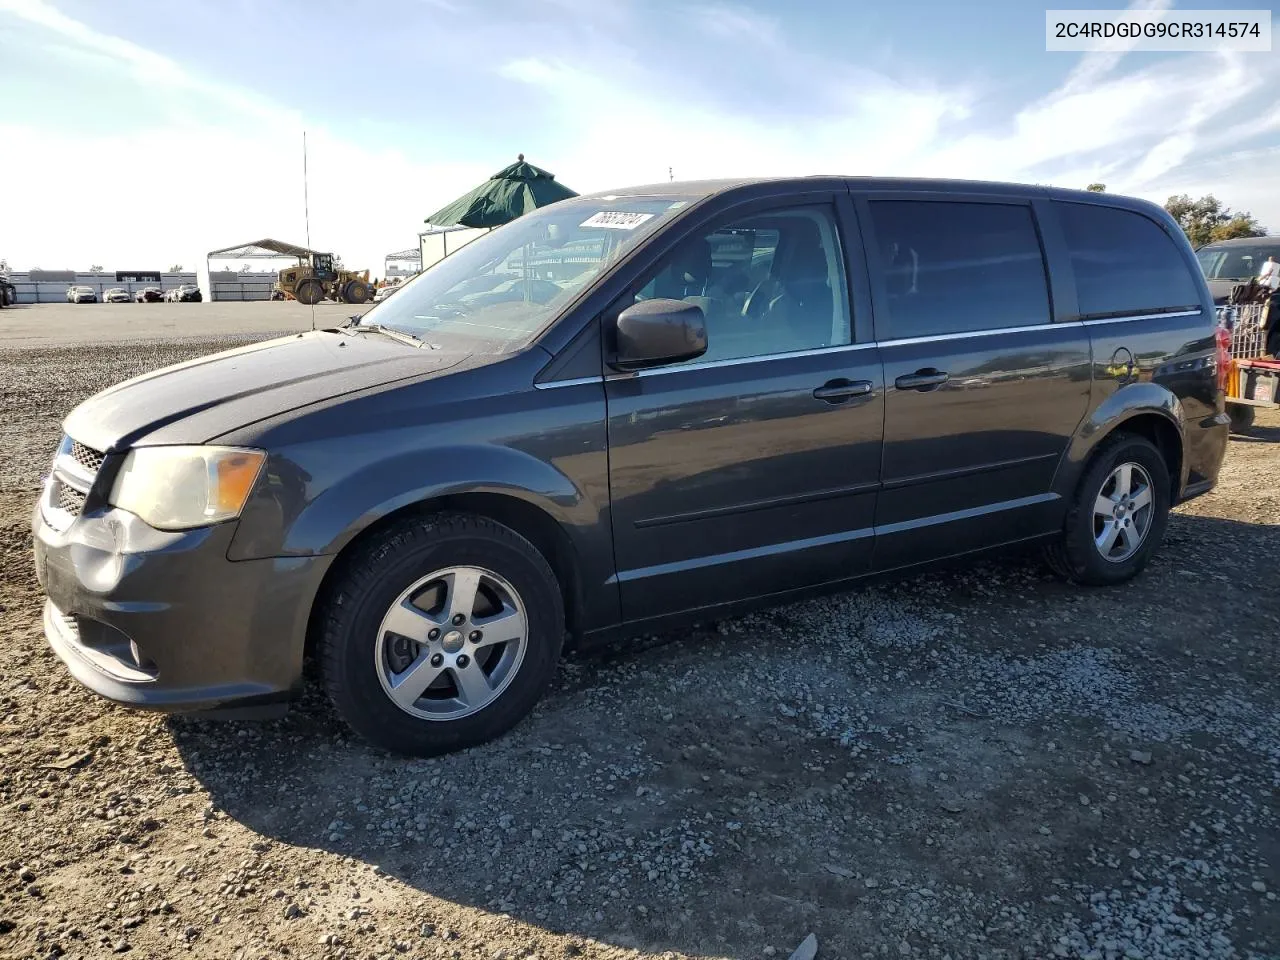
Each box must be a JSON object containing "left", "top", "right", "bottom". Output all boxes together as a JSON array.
[{"left": 611, "top": 298, "right": 708, "bottom": 371}]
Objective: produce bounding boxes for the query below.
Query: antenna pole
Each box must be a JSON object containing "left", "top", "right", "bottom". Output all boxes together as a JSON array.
[
  {"left": 303, "top": 130, "right": 314, "bottom": 332},
  {"left": 668, "top": 166, "right": 673, "bottom": 182}
]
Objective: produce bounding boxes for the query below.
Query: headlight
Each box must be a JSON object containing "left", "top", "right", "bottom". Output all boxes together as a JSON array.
[{"left": 109, "top": 446, "right": 265, "bottom": 530}]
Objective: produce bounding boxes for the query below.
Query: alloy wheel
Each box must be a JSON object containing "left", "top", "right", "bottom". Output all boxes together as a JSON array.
[
  {"left": 374, "top": 566, "right": 527, "bottom": 721},
  {"left": 1092, "top": 462, "right": 1154, "bottom": 563}
]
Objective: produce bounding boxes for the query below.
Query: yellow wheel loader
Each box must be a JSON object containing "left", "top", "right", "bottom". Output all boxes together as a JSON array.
[{"left": 275, "top": 253, "right": 372, "bottom": 305}]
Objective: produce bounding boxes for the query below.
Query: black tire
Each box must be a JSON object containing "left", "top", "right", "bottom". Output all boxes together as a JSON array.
[
  {"left": 294, "top": 278, "right": 324, "bottom": 305},
  {"left": 342, "top": 279, "right": 371, "bottom": 304},
  {"left": 318, "top": 512, "right": 565, "bottom": 756},
  {"left": 1228, "top": 404, "right": 1255, "bottom": 433},
  {"left": 1042, "top": 433, "right": 1171, "bottom": 586}
]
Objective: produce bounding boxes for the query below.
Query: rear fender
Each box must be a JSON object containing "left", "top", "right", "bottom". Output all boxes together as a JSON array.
[{"left": 1052, "top": 382, "right": 1185, "bottom": 502}]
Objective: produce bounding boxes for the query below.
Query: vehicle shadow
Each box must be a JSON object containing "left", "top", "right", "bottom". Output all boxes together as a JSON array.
[
  {"left": 1233, "top": 424, "right": 1280, "bottom": 444},
  {"left": 168, "top": 512, "right": 1280, "bottom": 958}
]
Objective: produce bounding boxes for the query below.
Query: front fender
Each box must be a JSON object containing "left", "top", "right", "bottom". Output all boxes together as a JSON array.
[
  {"left": 1053, "top": 381, "right": 1185, "bottom": 500},
  {"left": 229, "top": 441, "right": 603, "bottom": 561}
]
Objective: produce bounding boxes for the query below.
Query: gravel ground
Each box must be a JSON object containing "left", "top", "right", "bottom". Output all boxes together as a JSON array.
[{"left": 1, "top": 329, "right": 1277, "bottom": 960}]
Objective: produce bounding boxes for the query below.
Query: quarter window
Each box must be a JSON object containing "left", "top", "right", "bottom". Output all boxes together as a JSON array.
[
  {"left": 633, "top": 205, "right": 851, "bottom": 364},
  {"left": 868, "top": 200, "right": 1052, "bottom": 339},
  {"left": 1056, "top": 202, "right": 1201, "bottom": 319}
]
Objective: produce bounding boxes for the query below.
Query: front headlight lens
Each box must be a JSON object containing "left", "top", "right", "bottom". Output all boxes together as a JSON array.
[{"left": 109, "top": 446, "right": 265, "bottom": 530}]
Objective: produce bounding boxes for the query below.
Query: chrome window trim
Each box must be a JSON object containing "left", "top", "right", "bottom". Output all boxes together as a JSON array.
[
  {"left": 1079, "top": 309, "right": 1201, "bottom": 326},
  {"left": 558, "top": 309, "right": 1205, "bottom": 384},
  {"left": 629, "top": 341, "right": 879, "bottom": 378},
  {"left": 532, "top": 376, "right": 603, "bottom": 390},
  {"left": 876, "top": 321, "right": 1063, "bottom": 348}
]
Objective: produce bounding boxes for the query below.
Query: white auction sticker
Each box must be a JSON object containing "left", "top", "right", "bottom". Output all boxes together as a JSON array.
[{"left": 580, "top": 211, "right": 655, "bottom": 230}]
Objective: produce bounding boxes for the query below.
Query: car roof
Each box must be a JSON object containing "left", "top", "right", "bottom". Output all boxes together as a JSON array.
[
  {"left": 1197, "top": 235, "right": 1280, "bottom": 249},
  {"left": 570, "top": 176, "right": 1171, "bottom": 219}
]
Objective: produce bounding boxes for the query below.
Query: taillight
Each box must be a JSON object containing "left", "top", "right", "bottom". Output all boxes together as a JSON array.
[{"left": 1215, "top": 324, "right": 1231, "bottom": 394}]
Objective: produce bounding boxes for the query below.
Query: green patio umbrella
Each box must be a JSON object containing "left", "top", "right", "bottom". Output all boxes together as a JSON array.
[{"left": 424, "top": 155, "right": 578, "bottom": 228}]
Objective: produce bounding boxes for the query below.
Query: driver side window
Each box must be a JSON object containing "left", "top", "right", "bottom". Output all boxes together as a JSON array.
[{"left": 634, "top": 204, "right": 851, "bottom": 364}]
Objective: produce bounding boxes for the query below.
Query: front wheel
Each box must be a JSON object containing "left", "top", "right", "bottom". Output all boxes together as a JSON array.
[
  {"left": 294, "top": 278, "right": 324, "bottom": 305},
  {"left": 342, "top": 279, "right": 371, "bottom": 304},
  {"left": 318, "top": 513, "right": 565, "bottom": 756},
  {"left": 1043, "top": 434, "right": 1171, "bottom": 586}
]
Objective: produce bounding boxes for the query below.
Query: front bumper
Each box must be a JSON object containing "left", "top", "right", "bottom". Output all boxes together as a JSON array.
[{"left": 33, "top": 500, "right": 332, "bottom": 713}]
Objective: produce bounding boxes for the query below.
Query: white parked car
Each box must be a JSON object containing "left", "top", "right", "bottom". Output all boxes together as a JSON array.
[
  {"left": 103, "top": 287, "right": 131, "bottom": 303},
  {"left": 66, "top": 285, "right": 97, "bottom": 303},
  {"left": 373, "top": 277, "right": 411, "bottom": 302}
]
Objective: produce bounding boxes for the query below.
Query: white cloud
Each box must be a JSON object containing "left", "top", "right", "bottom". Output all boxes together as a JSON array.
[
  {"left": 686, "top": 3, "right": 780, "bottom": 46},
  {"left": 0, "top": 0, "right": 483, "bottom": 272},
  {"left": 1056, "top": 0, "right": 1173, "bottom": 96},
  {"left": 2, "top": 0, "right": 1277, "bottom": 275},
  {"left": 498, "top": 2, "right": 1278, "bottom": 230}
]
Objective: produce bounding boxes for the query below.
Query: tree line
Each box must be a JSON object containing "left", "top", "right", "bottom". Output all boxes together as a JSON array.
[{"left": 1085, "top": 183, "right": 1267, "bottom": 248}]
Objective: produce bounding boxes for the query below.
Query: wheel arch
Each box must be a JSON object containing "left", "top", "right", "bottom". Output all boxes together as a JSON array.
[
  {"left": 1057, "top": 385, "right": 1186, "bottom": 504},
  {"left": 302, "top": 489, "right": 588, "bottom": 670},
  {"left": 1106, "top": 412, "right": 1183, "bottom": 499}
]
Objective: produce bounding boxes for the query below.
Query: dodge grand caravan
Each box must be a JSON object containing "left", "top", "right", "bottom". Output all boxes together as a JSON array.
[{"left": 33, "top": 177, "right": 1230, "bottom": 756}]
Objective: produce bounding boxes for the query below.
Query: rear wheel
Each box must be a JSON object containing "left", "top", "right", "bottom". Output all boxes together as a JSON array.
[
  {"left": 1043, "top": 434, "right": 1170, "bottom": 586},
  {"left": 1228, "top": 404, "right": 1255, "bottom": 433},
  {"left": 342, "top": 279, "right": 371, "bottom": 304},
  {"left": 294, "top": 278, "right": 324, "bottom": 305},
  {"left": 318, "top": 513, "right": 565, "bottom": 756}
]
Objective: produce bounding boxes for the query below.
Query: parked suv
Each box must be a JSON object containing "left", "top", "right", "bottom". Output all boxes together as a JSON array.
[
  {"left": 1195, "top": 235, "right": 1280, "bottom": 304},
  {"left": 33, "top": 177, "right": 1229, "bottom": 756},
  {"left": 65, "top": 285, "right": 97, "bottom": 303},
  {"left": 166, "top": 283, "right": 202, "bottom": 302}
]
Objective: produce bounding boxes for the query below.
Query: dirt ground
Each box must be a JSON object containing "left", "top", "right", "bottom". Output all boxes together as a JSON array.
[
  {"left": 0, "top": 312, "right": 1277, "bottom": 960},
  {"left": 0, "top": 301, "right": 348, "bottom": 348}
]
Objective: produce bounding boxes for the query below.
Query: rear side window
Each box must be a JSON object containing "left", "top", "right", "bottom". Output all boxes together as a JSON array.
[
  {"left": 868, "top": 200, "right": 1051, "bottom": 339},
  {"left": 1055, "top": 202, "right": 1201, "bottom": 319}
]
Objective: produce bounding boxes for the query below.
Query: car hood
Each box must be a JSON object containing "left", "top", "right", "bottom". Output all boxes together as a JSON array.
[
  {"left": 64, "top": 330, "right": 468, "bottom": 452},
  {"left": 1206, "top": 277, "right": 1243, "bottom": 305}
]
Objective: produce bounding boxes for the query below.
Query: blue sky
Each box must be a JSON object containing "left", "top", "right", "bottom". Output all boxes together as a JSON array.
[{"left": 1, "top": 0, "right": 1276, "bottom": 274}]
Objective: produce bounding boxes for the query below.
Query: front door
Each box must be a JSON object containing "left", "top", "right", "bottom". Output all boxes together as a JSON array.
[
  {"left": 604, "top": 198, "right": 883, "bottom": 622},
  {"left": 857, "top": 194, "right": 1093, "bottom": 570}
]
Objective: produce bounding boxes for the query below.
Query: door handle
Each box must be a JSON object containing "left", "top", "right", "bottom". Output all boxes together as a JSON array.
[
  {"left": 813, "top": 379, "right": 874, "bottom": 403},
  {"left": 894, "top": 369, "right": 950, "bottom": 392}
]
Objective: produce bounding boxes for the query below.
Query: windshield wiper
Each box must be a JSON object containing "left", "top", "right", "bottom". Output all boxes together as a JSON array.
[{"left": 351, "top": 322, "right": 440, "bottom": 350}]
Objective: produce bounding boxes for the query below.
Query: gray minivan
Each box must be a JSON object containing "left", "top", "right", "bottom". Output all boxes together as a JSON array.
[
  {"left": 33, "top": 177, "right": 1230, "bottom": 755},
  {"left": 1195, "top": 235, "right": 1280, "bottom": 303}
]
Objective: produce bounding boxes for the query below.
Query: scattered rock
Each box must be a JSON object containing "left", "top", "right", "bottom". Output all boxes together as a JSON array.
[
  {"left": 1129, "top": 750, "right": 1153, "bottom": 765},
  {"left": 38, "top": 752, "right": 93, "bottom": 771}
]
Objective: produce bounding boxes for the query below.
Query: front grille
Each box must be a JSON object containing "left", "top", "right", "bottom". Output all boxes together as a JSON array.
[
  {"left": 56, "top": 481, "right": 87, "bottom": 516},
  {"left": 43, "top": 435, "right": 104, "bottom": 526},
  {"left": 70, "top": 440, "right": 105, "bottom": 474}
]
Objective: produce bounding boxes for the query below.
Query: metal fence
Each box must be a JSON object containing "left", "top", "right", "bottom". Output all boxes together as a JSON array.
[
  {"left": 4, "top": 271, "right": 278, "bottom": 304},
  {"left": 1219, "top": 302, "right": 1268, "bottom": 361}
]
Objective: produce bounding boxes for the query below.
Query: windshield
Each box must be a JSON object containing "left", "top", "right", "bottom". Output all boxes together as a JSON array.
[
  {"left": 359, "top": 197, "right": 688, "bottom": 348},
  {"left": 1196, "top": 241, "right": 1280, "bottom": 280}
]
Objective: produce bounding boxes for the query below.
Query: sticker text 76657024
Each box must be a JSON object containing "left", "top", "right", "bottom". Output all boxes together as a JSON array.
[{"left": 580, "top": 211, "right": 655, "bottom": 230}]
